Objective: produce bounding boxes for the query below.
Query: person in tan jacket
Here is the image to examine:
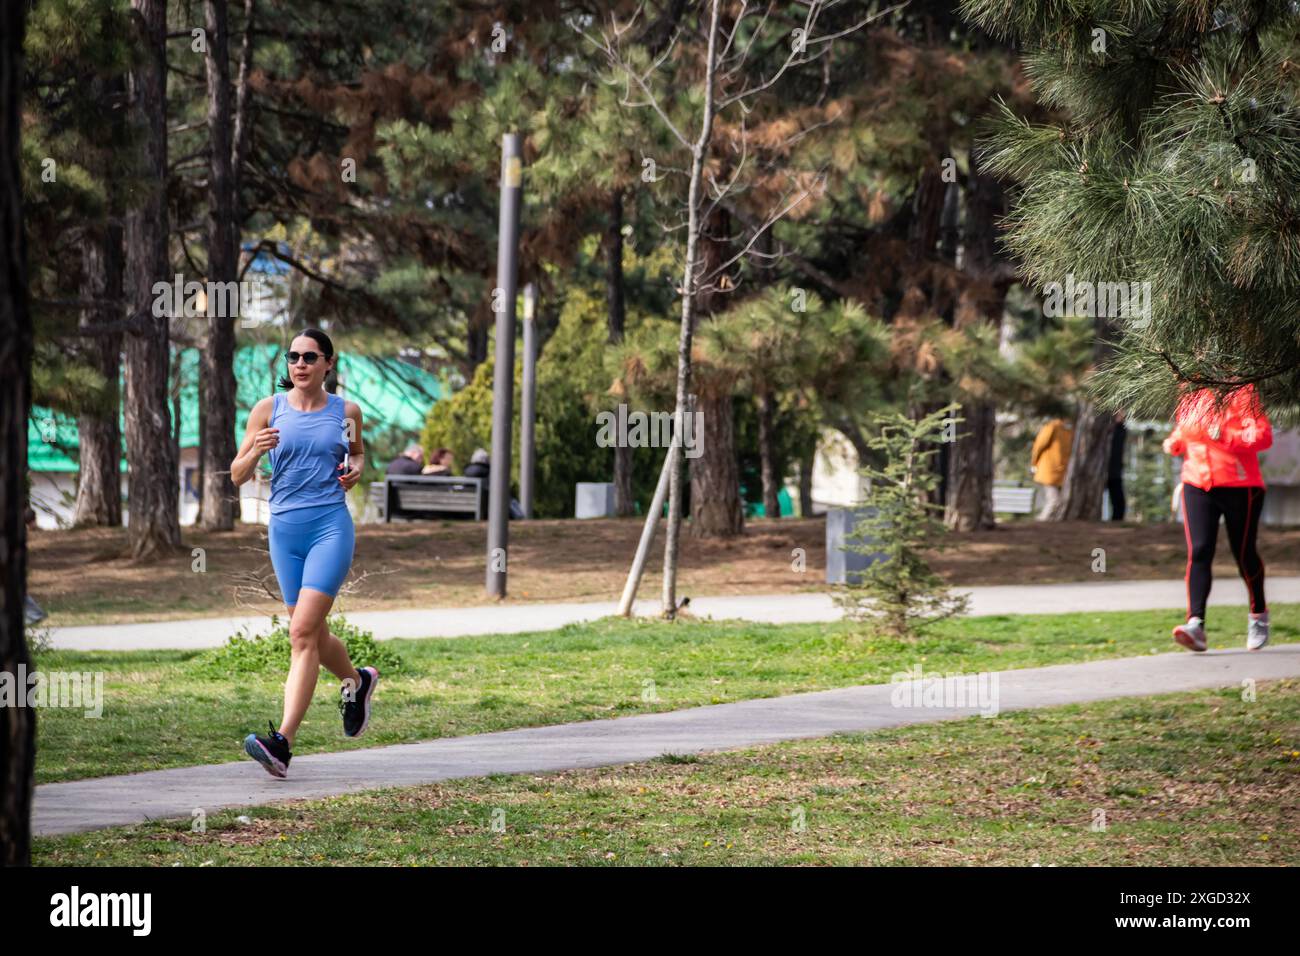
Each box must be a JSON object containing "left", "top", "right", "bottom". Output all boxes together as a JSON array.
[{"left": 1031, "top": 417, "right": 1073, "bottom": 518}]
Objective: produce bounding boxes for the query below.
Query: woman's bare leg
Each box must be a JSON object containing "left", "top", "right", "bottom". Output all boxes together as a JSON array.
[
  {"left": 278, "top": 588, "right": 334, "bottom": 745},
  {"left": 317, "top": 617, "right": 362, "bottom": 686}
]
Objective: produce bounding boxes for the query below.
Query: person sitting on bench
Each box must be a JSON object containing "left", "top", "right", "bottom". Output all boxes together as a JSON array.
[
  {"left": 462, "top": 448, "right": 525, "bottom": 519},
  {"left": 463, "top": 448, "right": 490, "bottom": 479},
  {"left": 386, "top": 443, "right": 425, "bottom": 476},
  {"left": 422, "top": 447, "right": 454, "bottom": 476}
]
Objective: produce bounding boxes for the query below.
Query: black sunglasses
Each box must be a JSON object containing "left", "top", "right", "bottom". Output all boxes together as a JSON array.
[{"left": 284, "top": 350, "right": 326, "bottom": 366}]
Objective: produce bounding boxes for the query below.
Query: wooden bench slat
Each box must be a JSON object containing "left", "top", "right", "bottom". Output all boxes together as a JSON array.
[{"left": 992, "top": 486, "right": 1036, "bottom": 514}]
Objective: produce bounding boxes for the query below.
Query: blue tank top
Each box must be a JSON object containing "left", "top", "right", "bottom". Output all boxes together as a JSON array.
[{"left": 267, "top": 392, "right": 349, "bottom": 514}]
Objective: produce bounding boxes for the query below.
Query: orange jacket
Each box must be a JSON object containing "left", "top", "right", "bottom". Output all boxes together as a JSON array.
[
  {"left": 1030, "top": 418, "right": 1073, "bottom": 486},
  {"left": 1163, "top": 385, "right": 1272, "bottom": 490}
]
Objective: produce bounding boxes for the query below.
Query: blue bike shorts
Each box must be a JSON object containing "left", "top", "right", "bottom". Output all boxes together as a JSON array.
[{"left": 268, "top": 503, "right": 355, "bottom": 606}]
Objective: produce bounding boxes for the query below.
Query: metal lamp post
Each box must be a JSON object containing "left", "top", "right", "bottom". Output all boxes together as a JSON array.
[{"left": 486, "top": 133, "right": 522, "bottom": 599}]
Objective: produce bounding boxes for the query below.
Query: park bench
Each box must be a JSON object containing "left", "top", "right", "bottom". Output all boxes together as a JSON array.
[
  {"left": 992, "top": 482, "right": 1036, "bottom": 515},
  {"left": 373, "top": 475, "right": 487, "bottom": 522}
]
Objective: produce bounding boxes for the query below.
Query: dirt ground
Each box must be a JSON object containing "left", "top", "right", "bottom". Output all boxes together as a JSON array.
[{"left": 28, "top": 516, "right": 1300, "bottom": 626}]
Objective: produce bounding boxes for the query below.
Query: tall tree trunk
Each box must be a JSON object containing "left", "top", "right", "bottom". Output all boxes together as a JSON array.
[
  {"left": 1048, "top": 318, "right": 1118, "bottom": 521},
  {"left": 912, "top": 160, "right": 958, "bottom": 509},
  {"left": 0, "top": 0, "right": 36, "bottom": 866},
  {"left": 908, "top": 165, "right": 948, "bottom": 262},
  {"left": 612, "top": 435, "right": 634, "bottom": 518},
  {"left": 73, "top": 220, "right": 124, "bottom": 527},
  {"left": 230, "top": 0, "right": 254, "bottom": 206},
  {"left": 946, "top": 161, "right": 1010, "bottom": 531},
  {"left": 606, "top": 188, "right": 633, "bottom": 516},
  {"left": 686, "top": 208, "right": 743, "bottom": 538},
  {"left": 199, "top": 0, "right": 237, "bottom": 531},
  {"left": 1049, "top": 401, "right": 1114, "bottom": 520},
  {"left": 756, "top": 389, "right": 780, "bottom": 519},
  {"left": 124, "top": 0, "right": 180, "bottom": 560},
  {"left": 690, "top": 390, "right": 743, "bottom": 537},
  {"left": 938, "top": 176, "right": 960, "bottom": 263},
  {"left": 466, "top": 305, "right": 489, "bottom": 378},
  {"left": 945, "top": 400, "right": 995, "bottom": 530}
]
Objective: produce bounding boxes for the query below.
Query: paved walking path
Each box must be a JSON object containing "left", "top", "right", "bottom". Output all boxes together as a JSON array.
[
  {"left": 33, "top": 643, "right": 1300, "bottom": 836},
  {"left": 46, "top": 576, "right": 1300, "bottom": 651}
]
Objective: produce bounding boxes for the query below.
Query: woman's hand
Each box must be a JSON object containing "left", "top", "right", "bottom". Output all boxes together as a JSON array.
[
  {"left": 1163, "top": 435, "right": 1185, "bottom": 456},
  {"left": 338, "top": 456, "right": 363, "bottom": 491},
  {"left": 252, "top": 427, "right": 280, "bottom": 454}
]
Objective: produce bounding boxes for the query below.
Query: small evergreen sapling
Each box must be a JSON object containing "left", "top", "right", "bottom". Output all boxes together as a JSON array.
[{"left": 835, "top": 404, "right": 970, "bottom": 638}]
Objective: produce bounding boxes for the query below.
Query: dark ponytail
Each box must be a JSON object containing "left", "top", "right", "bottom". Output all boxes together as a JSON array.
[{"left": 278, "top": 328, "right": 336, "bottom": 390}]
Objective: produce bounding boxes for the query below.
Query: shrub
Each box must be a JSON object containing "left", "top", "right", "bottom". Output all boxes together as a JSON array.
[{"left": 193, "top": 615, "right": 404, "bottom": 678}]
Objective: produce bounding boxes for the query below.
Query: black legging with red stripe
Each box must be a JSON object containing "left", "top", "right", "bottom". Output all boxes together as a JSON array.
[{"left": 1181, "top": 483, "right": 1267, "bottom": 621}]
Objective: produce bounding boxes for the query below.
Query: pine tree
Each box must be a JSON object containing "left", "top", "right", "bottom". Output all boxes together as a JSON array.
[
  {"left": 835, "top": 403, "right": 970, "bottom": 639},
  {"left": 963, "top": 0, "right": 1300, "bottom": 433},
  {"left": 23, "top": 0, "right": 135, "bottom": 528}
]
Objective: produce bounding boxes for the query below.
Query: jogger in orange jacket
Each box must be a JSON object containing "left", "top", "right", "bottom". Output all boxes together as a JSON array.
[{"left": 1162, "top": 384, "right": 1272, "bottom": 652}]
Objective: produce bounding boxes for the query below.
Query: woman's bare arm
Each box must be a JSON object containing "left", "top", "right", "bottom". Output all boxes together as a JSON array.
[
  {"left": 338, "top": 401, "right": 365, "bottom": 490},
  {"left": 231, "top": 397, "right": 278, "bottom": 486}
]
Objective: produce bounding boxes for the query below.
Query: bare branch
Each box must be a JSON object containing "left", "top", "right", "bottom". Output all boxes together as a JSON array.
[
  {"left": 703, "top": 170, "right": 828, "bottom": 282},
  {"left": 572, "top": 2, "right": 703, "bottom": 154},
  {"left": 717, "top": 1, "right": 907, "bottom": 111}
]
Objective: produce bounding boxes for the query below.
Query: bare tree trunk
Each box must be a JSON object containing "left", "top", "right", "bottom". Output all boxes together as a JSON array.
[
  {"left": 199, "top": 0, "right": 237, "bottom": 531},
  {"left": 907, "top": 162, "right": 958, "bottom": 511},
  {"left": 690, "top": 390, "right": 744, "bottom": 536},
  {"left": 1049, "top": 402, "right": 1114, "bottom": 520},
  {"left": 945, "top": 161, "right": 1010, "bottom": 531},
  {"left": 945, "top": 400, "right": 995, "bottom": 530},
  {"left": 73, "top": 220, "right": 124, "bottom": 527},
  {"left": 686, "top": 205, "right": 744, "bottom": 538},
  {"left": 662, "top": 0, "right": 721, "bottom": 616},
  {"left": 908, "top": 166, "right": 948, "bottom": 262},
  {"left": 227, "top": 1, "right": 254, "bottom": 526},
  {"left": 466, "top": 306, "right": 489, "bottom": 378},
  {"left": 231, "top": 0, "right": 255, "bottom": 204},
  {"left": 1048, "top": 317, "right": 1118, "bottom": 521},
  {"left": 757, "top": 389, "right": 780, "bottom": 519},
  {"left": 753, "top": 225, "right": 789, "bottom": 521},
  {"left": 0, "top": 0, "right": 35, "bottom": 865},
  {"left": 124, "top": 0, "right": 180, "bottom": 560},
  {"left": 613, "top": 434, "right": 633, "bottom": 515},
  {"left": 606, "top": 188, "right": 634, "bottom": 517}
]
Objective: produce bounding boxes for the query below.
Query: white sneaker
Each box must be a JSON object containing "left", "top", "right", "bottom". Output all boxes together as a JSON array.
[
  {"left": 1247, "top": 612, "right": 1270, "bottom": 651},
  {"left": 1173, "top": 617, "right": 1207, "bottom": 652}
]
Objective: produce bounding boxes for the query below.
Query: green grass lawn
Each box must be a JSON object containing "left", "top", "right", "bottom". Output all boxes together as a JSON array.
[
  {"left": 32, "top": 604, "right": 1300, "bottom": 784},
  {"left": 35, "top": 679, "right": 1300, "bottom": 866}
]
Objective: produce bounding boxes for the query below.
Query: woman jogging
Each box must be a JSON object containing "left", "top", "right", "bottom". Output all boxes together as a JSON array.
[
  {"left": 230, "top": 329, "right": 379, "bottom": 777},
  {"left": 1163, "top": 383, "right": 1273, "bottom": 653}
]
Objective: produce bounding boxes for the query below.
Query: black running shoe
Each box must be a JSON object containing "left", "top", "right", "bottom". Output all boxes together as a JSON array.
[
  {"left": 243, "top": 721, "right": 292, "bottom": 778},
  {"left": 340, "top": 666, "right": 379, "bottom": 738}
]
